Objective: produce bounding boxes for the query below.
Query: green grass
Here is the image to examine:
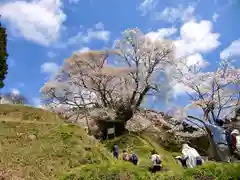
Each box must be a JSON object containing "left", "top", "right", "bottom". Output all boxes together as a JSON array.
[
  {"left": 0, "top": 104, "right": 63, "bottom": 123},
  {"left": 1, "top": 104, "right": 240, "bottom": 180},
  {"left": 103, "top": 133, "right": 182, "bottom": 172},
  {"left": 0, "top": 105, "right": 113, "bottom": 180},
  {"left": 58, "top": 161, "right": 240, "bottom": 180}
]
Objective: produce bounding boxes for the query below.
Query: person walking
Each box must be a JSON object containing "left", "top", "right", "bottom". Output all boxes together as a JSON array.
[{"left": 112, "top": 144, "right": 119, "bottom": 159}]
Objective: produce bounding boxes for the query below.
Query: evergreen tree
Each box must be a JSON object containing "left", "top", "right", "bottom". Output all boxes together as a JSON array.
[{"left": 0, "top": 15, "right": 8, "bottom": 88}]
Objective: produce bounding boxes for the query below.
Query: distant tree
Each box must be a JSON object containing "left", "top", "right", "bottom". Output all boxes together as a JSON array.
[
  {"left": 0, "top": 16, "right": 8, "bottom": 88},
  {"left": 1, "top": 92, "right": 29, "bottom": 105}
]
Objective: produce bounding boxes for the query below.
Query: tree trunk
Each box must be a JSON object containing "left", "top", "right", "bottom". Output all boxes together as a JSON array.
[
  {"left": 205, "top": 124, "right": 227, "bottom": 162},
  {"left": 203, "top": 108, "right": 210, "bottom": 121},
  {"left": 188, "top": 114, "right": 229, "bottom": 162},
  {"left": 135, "top": 86, "right": 150, "bottom": 108},
  {"left": 207, "top": 134, "right": 222, "bottom": 161}
]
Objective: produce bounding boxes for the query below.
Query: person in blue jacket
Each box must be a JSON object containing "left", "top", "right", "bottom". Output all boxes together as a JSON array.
[{"left": 130, "top": 152, "right": 138, "bottom": 165}]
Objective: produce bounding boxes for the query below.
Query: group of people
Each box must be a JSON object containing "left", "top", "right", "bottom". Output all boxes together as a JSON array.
[
  {"left": 111, "top": 128, "right": 240, "bottom": 172},
  {"left": 112, "top": 143, "right": 206, "bottom": 173},
  {"left": 171, "top": 128, "right": 240, "bottom": 167},
  {"left": 112, "top": 144, "right": 162, "bottom": 173},
  {"left": 112, "top": 144, "right": 140, "bottom": 165}
]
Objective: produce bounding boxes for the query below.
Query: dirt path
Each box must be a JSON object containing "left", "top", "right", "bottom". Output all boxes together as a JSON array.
[{"left": 138, "top": 134, "right": 182, "bottom": 172}]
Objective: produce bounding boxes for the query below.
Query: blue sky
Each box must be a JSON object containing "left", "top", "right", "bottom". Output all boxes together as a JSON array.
[{"left": 0, "top": 0, "right": 239, "bottom": 112}]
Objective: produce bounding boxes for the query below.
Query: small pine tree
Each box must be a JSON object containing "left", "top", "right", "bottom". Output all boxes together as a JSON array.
[{"left": 0, "top": 15, "right": 8, "bottom": 88}]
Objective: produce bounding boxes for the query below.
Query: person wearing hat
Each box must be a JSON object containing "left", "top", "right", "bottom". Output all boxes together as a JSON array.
[{"left": 231, "top": 129, "right": 240, "bottom": 159}]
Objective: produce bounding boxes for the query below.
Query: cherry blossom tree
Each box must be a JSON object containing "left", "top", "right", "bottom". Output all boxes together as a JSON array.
[
  {"left": 173, "top": 58, "right": 240, "bottom": 161},
  {"left": 40, "top": 51, "right": 119, "bottom": 134},
  {"left": 40, "top": 28, "right": 177, "bottom": 135}
]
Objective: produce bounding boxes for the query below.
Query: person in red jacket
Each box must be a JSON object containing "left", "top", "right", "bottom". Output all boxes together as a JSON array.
[
  {"left": 231, "top": 129, "right": 240, "bottom": 159},
  {"left": 232, "top": 133, "right": 237, "bottom": 151}
]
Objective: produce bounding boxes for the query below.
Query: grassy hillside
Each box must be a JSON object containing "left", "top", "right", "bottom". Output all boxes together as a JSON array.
[
  {"left": 1, "top": 104, "right": 240, "bottom": 180},
  {"left": 60, "top": 132, "right": 240, "bottom": 180},
  {"left": 0, "top": 104, "right": 63, "bottom": 123},
  {"left": 104, "top": 133, "right": 181, "bottom": 172},
  {"left": 0, "top": 104, "right": 112, "bottom": 180}
]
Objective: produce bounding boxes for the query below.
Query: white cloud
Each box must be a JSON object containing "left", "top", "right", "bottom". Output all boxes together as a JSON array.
[
  {"left": 170, "top": 20, "right": 220, "bottom": 96},
  {"left": 174, "top": 20, "right": 220, "bottom": 59},
  {"left": 220, "top": 39, "right": 240, "bottom": 60},
  {"left": 146, "top": 20, "right": 220, "bottom": 67},
  {"left": 83, "top": 28, "right": 110, "bottom": 43},
  {"left": 41, "top": 62, "right": 59, "bottom": 75},
  {"left": 0, "top": 0, "right": 66, "bottom": 46},
  {"left": 55, "top": 22, "right": 110, "bottom": 49},
  {"left": 146, "top": 21, "right": 216, "bottom": 97},
  {"left": 47, "top": 51, "right": 57, "bottom": 58},
  {"left": 172, "top": 83, "right": 194, "bottom": 97},
  {"left": 185, "top": 53, "right": 209, "bottom": 67},
  {"left": 67, "top": 29, "right": 110, "bottom": 45},
  {"left": 138, "top": 0, "right": 158, "bottom": 16},
  {"left": 177, "top": 20, "right": 220, "bottom": 65},
  {"left": 212, "top": 13, "right": 219, "bottom": 22},
  {"left": 11, "top": 88, "right": 20, "bottom": 96},
  {"left": 77, "top": 47, "right": 90, "bottom": 53},
  {"left": 146, "top": 27, "right": 177, "bottom": 40},
  {"left": 94, "top": 22, "right": 104, "bottom": 30},
  {"left": 158, "top": 5, "right": 196, "bottom": 23}
]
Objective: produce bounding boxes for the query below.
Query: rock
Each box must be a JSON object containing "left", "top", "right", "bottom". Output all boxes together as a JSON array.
[
  {"left": 28, "top": 134, "right": 36, "bottom": 140},
  {"left": 17, "top": 133, "right": 23, "bottom": 137}
]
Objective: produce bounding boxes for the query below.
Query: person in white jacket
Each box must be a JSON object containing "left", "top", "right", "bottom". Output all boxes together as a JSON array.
[{"left": 181, "top": 144, "right": 204, "bottom": 168}]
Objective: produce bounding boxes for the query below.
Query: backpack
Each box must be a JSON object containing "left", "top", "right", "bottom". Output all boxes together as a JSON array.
[
  {"left": 131, "top": 153, "right": 138, "bottom": 162},
  {"left": 236, "top": 135, "right": 240, "bottom": 150},
  {"left": 155, "top": 155, "right": 161, "bottom": 164}
]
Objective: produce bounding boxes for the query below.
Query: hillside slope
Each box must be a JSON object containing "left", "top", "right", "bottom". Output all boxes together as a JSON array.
[
  {"left": 0, "top": 104, "right": 112, "bottom": 180},
  {"left": 104, "top": 133, "right": 181, "bottom": 172},
  {"left": 1, "top": 105, "right": 240, "bottom": 180}
]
